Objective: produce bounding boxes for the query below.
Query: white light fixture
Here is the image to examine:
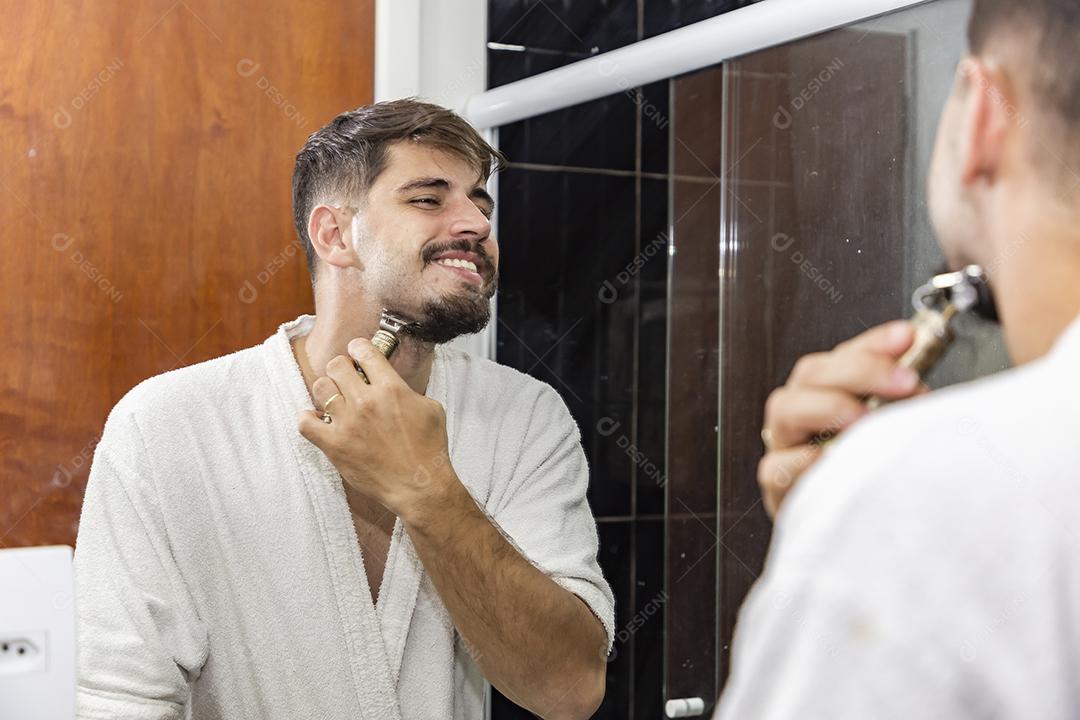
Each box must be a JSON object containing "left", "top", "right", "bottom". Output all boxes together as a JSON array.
[{"left": 465, "top": 0, "right": 931, "bottom": 129}]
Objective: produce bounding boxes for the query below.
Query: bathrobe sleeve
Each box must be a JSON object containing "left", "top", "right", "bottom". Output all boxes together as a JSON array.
[
  {"left": 490, "top": 386, "right": 615, "bottom": 649},
  {"left": 74, "top": 401, "right": 208, "bottom": 720}
]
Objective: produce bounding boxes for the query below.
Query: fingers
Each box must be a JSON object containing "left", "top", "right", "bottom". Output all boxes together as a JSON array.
[
  {"left": 325, "top": 352, "right": 370, "bottom": 398},
  {"left": 788, "top": 325, "right": 922, "bottom": 401},
  {"left": 756, "top": 320, "right": 923, "bottom": 518},
  {"left": 836, "top": 319, "right": 915, "bottom": 358},
  {"left": 764, "top": 386, "right": 867, "bottom": 450},
  {"left": 297, "top": 409, "right": 329, "bottom": 444},
  {"left": 346, "top": 337, "right": 403, "bottom": 387},
  {"left": 311, "top": 376, "right": 344, "bottom": 413},
  {"left": 758, "top": 444, "right": 822, "bottom": 519}
]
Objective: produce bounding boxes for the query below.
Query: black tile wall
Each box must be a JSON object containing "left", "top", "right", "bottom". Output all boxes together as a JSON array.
[
  {"left": 643, "top": 0, "right": 762, "bottom": 39},
  {"left": 490, "top": 0, "right": 639, "bottom": 57},
  {"left": 636, "top": 178, "right": 668, "bottom": 517},
  {"left": 487, "top": 1, "right": 762, "bottom": 717},
  {"left": 632, "top": 519, "right": 665, "bottom": 717},
  {"left": 487, "top": 46, "right": 569, "bottom": 90},
  {"left": 496, "top": 90, "right": 638, "bottom": 171},
  {"left": 496, "top": 168, "right": 638, "bottom": 518},
  {"left": 639, "top": 81, "right": 671, "bottom": 175}
]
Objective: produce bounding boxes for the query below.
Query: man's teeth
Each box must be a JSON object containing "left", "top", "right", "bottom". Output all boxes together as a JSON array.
[{"left": 436, "top": 258, "right": 478, "bottom": 273}]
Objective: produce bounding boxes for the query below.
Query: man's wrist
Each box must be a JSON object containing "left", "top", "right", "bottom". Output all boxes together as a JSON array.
[{"left": 394, "top": 463, "right": 467, "bottom": 529}]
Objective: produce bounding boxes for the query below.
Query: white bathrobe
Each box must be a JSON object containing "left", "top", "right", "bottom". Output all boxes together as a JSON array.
[
  {"left": 716, "top": 315, "right": 1080, "bottom": 719},
  {"left": 74, "top": 314, "right": 614, "bottom": 720}
]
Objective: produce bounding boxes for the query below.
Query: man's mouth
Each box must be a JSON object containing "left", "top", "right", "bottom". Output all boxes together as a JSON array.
[
  {"left": 436, "top": 257, "right": 479, "bottom": 273},
  {"left": 431, "top": 251, "right": 485, "bottom": 285}
]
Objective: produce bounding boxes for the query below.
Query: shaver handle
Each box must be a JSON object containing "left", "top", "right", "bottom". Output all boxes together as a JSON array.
[
  {"left": 370, "top": 328, "right": 401, "bottom": 358},
  {"left": 864, "top": 307, "right": 954, "bottom": 410},
  {"left": 356, "top": 328, "right": 400, "bottom": 383},
  {"left": 817, "top": 307, "right": 957, "bottom": 443},
  {"left": 322, "top": 326, "right": 402, "bottom": 423}
]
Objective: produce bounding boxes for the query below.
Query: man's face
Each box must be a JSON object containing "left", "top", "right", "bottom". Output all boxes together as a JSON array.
[{"left": 351, "top": 141, "right": 499, "bottom": 344}]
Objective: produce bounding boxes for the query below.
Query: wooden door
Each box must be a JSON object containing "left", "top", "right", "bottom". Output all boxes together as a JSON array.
[{"left": 0, "top": 0, "right": 374, "bottom": 548}]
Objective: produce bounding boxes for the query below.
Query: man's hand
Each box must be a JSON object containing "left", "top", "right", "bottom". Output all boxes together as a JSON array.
[
  {"left": 298, "top": 339, "right": 606, "bottom": 717},
  {"left": 758, "top": 321, "right": 925, "bottom": 519},
  {"left": 297, "top": 337, "right": 452, "bottom": 518}
]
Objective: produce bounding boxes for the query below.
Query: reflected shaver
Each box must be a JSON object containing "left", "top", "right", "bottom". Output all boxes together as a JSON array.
[
  {"left": 816, "top": 265, "right": 995, "bottom": 445},
  {"left": 865, "top": 264, "right": 995, "bottom": 409}
]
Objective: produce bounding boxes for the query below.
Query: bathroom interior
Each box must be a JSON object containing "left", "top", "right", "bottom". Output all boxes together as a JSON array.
[{"left": 1, "top": 0, "right": 1012, "bottom": 717}]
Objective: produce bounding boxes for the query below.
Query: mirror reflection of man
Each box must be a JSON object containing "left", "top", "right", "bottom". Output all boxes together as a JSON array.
[
  {"left": 719, "top": 1, "right": 1080, "bottom": 717},
  {"left": 75, "top": 100, "right": 611, "bottom": 720}
]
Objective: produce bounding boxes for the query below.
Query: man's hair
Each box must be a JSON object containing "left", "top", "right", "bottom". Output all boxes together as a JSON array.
[
  {"left": 968, "top": 0, "right": 1080, "bottom": 178},
  {"left": 291, "top": 99, "right": 506, "bottom": 280}
]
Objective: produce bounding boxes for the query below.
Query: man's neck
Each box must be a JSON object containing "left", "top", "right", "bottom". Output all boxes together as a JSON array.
[
  {"left": 990, "top": 219, "right": 1080, "bottom": 365},
  {"left": 291, "top": 307, "right": 436, "bottom": 399}
]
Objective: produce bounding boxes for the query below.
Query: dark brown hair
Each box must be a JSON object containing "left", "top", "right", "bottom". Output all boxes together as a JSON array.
[
  {"left": 291, "top": 98, "right": 506, "bottom": 279},
  {"left": 968, "top": 1, "right": 1080, "bottom": 153}
]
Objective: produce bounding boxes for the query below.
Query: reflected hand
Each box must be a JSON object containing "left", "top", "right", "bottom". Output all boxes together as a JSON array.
[{"left": 757, "top": 321, "right": 925, "bottom": 519}]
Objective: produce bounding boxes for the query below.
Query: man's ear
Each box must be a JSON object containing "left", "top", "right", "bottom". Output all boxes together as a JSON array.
[
  {"left": 956, "top": 57, "right": 1013, "bottom": 189},
  {"left": 307, "top": 205, "right": 359, "bottom": 270}
]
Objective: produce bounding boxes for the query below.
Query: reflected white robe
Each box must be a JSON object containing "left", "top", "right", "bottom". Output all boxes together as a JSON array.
[{"left": 74, "top": 314, "right": 614, "bottom": 720}]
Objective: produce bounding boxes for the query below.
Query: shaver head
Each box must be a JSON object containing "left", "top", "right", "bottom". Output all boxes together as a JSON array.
[
  {"left": 378, "top": 310, "right": 416, "bottom": 335},
  {"left": 917, "top": 264, "right": 999, "bottom": 323},
  {"left": 370, "top": 309, "right": 419, "bottom": 358},
  {"left": 331, "top": 309, "right": 421, "bottom": 416}
]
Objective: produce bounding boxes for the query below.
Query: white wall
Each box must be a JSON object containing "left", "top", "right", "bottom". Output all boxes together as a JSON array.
[{"left": 375, "top": 0, "right": 496, "bottom": 360}]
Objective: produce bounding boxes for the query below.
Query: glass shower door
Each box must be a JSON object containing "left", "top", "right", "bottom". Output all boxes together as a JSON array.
[{"left": 664, "top": 0, "right": 1006, "bottom": 714}]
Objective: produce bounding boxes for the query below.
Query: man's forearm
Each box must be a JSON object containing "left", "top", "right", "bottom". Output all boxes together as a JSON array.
[{"left": 400, "top": 470, "right": 607, "bottom": 719}]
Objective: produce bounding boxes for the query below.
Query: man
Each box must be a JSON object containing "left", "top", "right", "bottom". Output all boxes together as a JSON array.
[
  {"left": 75, "top": 99, "right": 611, "bottom": 720},
  {"left": 717, "top": 0, "right": 1080, "bottom": 717}
]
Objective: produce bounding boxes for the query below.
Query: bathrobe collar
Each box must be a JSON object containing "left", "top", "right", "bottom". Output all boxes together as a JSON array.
[{"left": 261, "top": 314, "right": 456, "bottom": 718}]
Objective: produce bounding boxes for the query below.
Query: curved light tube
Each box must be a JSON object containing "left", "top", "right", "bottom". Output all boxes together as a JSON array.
[{"left": 464, "top": 0, "right": 932, "bottom": 129}]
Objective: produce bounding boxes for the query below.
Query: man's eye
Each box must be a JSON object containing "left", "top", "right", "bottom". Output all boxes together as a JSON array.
[{"left": 412, "top": 198, "right": 440, "bottom": 207}]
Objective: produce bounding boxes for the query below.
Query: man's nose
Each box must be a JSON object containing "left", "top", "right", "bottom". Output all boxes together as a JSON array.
[{"left": 447, "top": 197, "right": 491, "bottom": 238}]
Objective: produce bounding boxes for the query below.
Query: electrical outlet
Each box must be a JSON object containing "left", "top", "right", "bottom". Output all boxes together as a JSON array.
[{"left": 0, "top": 630, "right": 48, "bottom": 676}]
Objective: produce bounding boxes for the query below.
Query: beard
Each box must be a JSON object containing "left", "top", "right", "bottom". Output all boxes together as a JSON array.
[
  {"left": 406, "top": 278, "right": 496, "bottom": 344},
  {"left": 406, "top": 278, "right": 496, "bottom": 343},
  {"left": 397, "top": 239, "right": 498, "bottom": 344},
  {"left": 406, "top": 291, "right": 491, "bottom": 344}
]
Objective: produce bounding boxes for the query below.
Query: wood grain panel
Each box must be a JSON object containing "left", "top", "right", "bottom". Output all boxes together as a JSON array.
[{"left": 0, "top": 0, "right": 374, "bottom": 547}]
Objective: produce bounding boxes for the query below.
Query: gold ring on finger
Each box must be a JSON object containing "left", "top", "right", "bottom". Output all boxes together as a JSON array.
[{"left": 322, "top": 393, "right": 344, "bottom": 424}]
